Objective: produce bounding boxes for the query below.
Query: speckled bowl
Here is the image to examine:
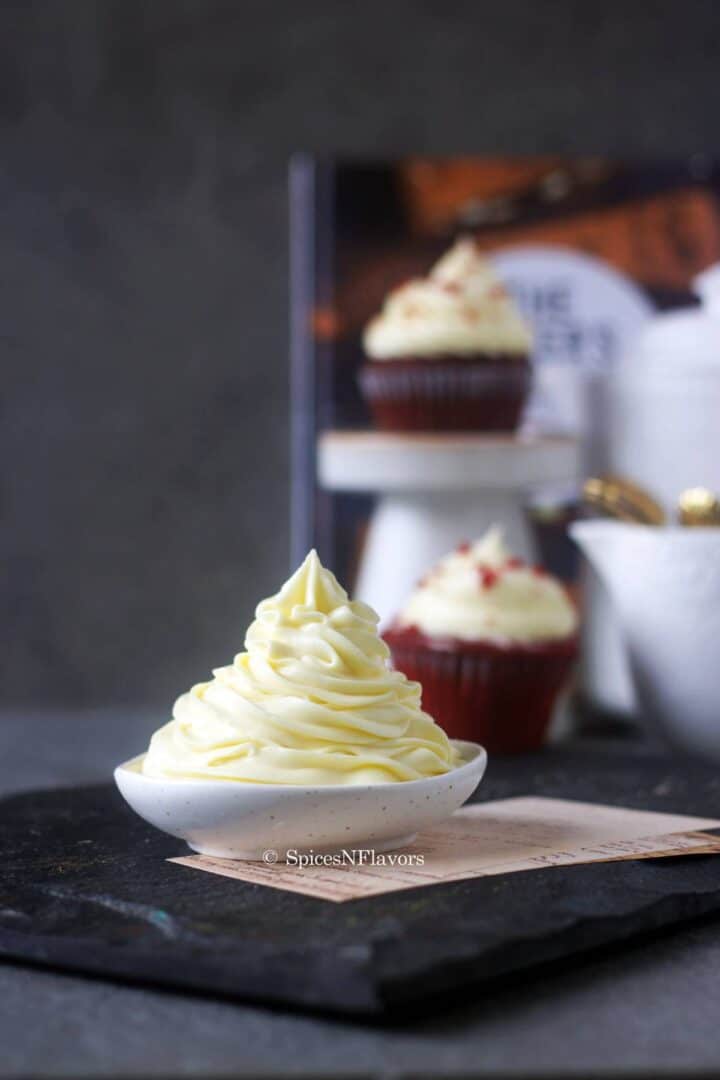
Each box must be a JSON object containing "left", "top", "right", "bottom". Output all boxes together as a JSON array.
[{"left": 113, "top": 741, "right": 486, "bottom": 860}]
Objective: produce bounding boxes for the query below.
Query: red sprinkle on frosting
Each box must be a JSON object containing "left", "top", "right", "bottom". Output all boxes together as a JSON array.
[
  {"left": 505, "top": 556, "right": 525, "bottom": 569},
  {"left": 533, "top": 564, "right": 548, "bottom": 577},
  {"left": 477, "top": 566, "right": 499, "bottom": 590},
  {"left": 456, "top": 541, "right": 471, "bottom": 554}
]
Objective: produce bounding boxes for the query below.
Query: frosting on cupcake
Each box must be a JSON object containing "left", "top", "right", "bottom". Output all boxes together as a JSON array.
[
  {"left": 142, "top": 551, "right": 458, "bottom": 785},
  {"left": 396, "top": 528, "right": 577, "bottom": 644},
  {"left": 363, "top": 239, "right": 532, "bottom": 360}
]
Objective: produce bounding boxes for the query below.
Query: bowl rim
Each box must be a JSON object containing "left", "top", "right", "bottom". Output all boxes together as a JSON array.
[
  {"left": 114, "top": 739, "right": 487, "bottom": 794},
  {"left": 571, "top": 520, "right": 720, "bottom": 540}
]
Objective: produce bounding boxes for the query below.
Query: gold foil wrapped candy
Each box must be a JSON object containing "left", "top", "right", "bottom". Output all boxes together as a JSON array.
[
  {"left": 677, "top": 487, "right": 720, "bottom": 527},
  {"left": 582, "top": 475, "right": 666, "bottom": 526}
]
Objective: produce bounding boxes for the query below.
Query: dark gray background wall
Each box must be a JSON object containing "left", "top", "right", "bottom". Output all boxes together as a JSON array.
[{"left": 3, "top": 0, "right": 720, "bottom": 709}]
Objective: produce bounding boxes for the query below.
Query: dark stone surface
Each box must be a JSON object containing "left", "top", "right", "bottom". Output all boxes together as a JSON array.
[
  {"left": 6, "top": 713, "right": 720, "bottom": 1076},
  {"left": 4, "top": 747, "right": 720, "bottom": 1018}
]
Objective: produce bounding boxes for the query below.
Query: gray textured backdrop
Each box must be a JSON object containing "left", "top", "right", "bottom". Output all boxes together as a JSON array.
[{"left": 3, "top": 0, "right": 720, "bottom": 708}]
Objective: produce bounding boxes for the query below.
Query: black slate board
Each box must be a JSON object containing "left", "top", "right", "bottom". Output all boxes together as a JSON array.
[{"left": 3, "top": 745, "right": 720, "bottom": 1018}]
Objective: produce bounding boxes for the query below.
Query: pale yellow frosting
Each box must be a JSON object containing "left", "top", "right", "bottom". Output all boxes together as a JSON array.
[
  {"left": 142, "top": 551, "right": 457, "bottom": 785},
  {"left": 363, "top": 239, "right": 532, "bottom": 360},
  {"left": 398, "top": 528, "right": 577, "bottom": 644}
]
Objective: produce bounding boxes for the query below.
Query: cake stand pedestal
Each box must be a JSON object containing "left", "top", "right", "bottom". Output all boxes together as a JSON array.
[{"left": 318, "top": 431, "right": 580, "bottom": 624}]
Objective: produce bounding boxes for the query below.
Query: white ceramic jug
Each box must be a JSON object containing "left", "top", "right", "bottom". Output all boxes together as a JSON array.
[
  {"left": 571, "top": 520, "right": 720, "bottom": 758},
  {"left": 603, "top": 263, "right": 720, "bottom": 511}
]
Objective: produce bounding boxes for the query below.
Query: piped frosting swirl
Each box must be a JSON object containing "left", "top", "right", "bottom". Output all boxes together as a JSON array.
[
  {"left": 142, "top": 551, "right": 457, "bottom": 785},
  {"left": 363, "top": 239, "right": 532, "bottom": 360},
  {"left": 397, "top": 528, "right": 577, "bottom": 644}
]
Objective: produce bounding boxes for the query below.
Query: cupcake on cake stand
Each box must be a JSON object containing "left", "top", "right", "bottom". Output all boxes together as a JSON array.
[{"left": 319, "top": 239, "right": 579, "bottom": 624}]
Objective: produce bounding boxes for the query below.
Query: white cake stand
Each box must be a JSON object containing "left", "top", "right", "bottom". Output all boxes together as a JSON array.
[{"left": 317, "top": 431, "right": 580, "bottom": 624}]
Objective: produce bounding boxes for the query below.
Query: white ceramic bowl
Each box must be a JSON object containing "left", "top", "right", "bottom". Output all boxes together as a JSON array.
[
  {"left": 572, "top": 521, "right": 720, "bottom": 760},
  {"left": 114, "top": 741, "right": 487, "bottom": 860}
]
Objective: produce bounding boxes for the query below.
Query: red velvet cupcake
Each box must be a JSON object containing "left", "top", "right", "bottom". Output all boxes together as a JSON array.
[
  {"left": 384, "top": 529, "right": 578, "bottom": 753},
  {"left": 360, "top": 239, "right": 533, "bottom": 432}
]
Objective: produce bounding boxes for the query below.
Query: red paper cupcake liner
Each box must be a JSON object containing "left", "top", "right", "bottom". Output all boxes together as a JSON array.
[
  {"left": 384, "top": 627, "right": 578, "bottom": 753},
  {"left": 359, "top": 354, "right": 532, "bottom": 432}
]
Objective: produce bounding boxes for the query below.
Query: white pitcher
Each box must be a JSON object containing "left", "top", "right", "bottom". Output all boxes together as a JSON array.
[{"left": 571, "top": 520, "right": 720, "bottom": 758}]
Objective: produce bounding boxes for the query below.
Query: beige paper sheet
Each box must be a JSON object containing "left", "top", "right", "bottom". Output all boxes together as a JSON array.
[{"left": 169, "top": 796, "right": 720, "bottom": 903}]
